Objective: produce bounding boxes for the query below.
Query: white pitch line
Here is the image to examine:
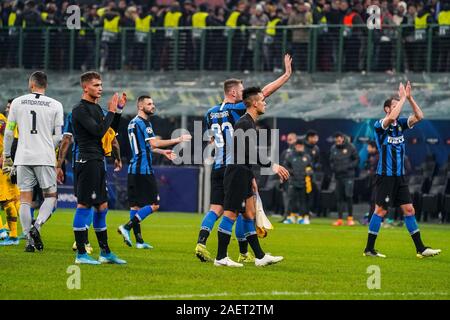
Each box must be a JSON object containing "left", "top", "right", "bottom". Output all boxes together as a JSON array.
[{"left": 97, "top": 291, "right": 449, "bottom": 300}]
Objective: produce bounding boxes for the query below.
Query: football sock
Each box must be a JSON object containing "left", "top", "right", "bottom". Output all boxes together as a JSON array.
[
  {"left": 19, "top": 202, "right": 32, "bottom": 236},
  {"left": 365, "top": 213, "right": 382, "bottom": 251},
  {"left": 4, "top": 201, "right": 18, "bottom": 238},
  {"left": 93, "top": 208, "right": 110, "bottom": 254},
  {"left": 133, "top": 223, "right": 144, "bottom": 244},
  {"left": 73, "top": 208, "right": 91, "bottom": 254},
  {"left": 0, "top": 216, "right": 4, "bottom": 230},
  {"left": 235, "top": 215, "right": 248, "bottom": 254},
  {"left": 216, "top": 216, "right": 235, "bottom": 260},
  {"left": 34, "top": 197, "right": 57, "bottom": 231},
  {"left": 404, "top": 215, "right": 426, "bottom": 252},
  {"left": 243, "top": 218, "right": 265, "bottom": 259},
  {"left": 197, "top": 210, "right": 218, "bottom": 245}
]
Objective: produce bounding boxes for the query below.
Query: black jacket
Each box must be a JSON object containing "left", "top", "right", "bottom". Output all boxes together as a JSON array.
[
  {"left": 329, "top": 142, "right": 359, "bottom": 178},
  {"left": 284, "top": 151, "right": 313, "bottom": 188}
]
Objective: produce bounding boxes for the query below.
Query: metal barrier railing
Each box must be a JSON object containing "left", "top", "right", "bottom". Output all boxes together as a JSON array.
[{"left": 1, "top": 25, "right": 448, "bottom": 73}]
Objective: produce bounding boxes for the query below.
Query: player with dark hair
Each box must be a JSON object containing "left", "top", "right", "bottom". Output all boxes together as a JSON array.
[
  {"left": 214, "top": 86, "right": 290, "bottom": 267},
  {"left": 117, "top": 95, "right": 191, "bottom": 249},
  {"left": 2, "top": 71, "right": 64, "bottom": 252},
  {"left": 71, "top": 71, "right": 127, "bottom": 265},
  {"left": 195, "top": 54, "right": 293, "bottom": 263},
  {"left": 364, "top": 82, "right": 441, "bottom": 258}
]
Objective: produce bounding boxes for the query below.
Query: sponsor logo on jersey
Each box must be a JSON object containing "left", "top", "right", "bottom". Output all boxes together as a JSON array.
[{"left": 387, "top": 135, "right": 404, "bottom": 144}]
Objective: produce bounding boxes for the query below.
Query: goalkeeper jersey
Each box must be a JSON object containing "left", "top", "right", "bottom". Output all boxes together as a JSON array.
[{"left": 6, "top": 93, "right": 64, "bottom": 166}]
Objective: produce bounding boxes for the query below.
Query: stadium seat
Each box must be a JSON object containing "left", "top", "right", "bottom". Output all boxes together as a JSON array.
[{"left": 421, "top": 175, "right": 447, "bottom": 222}]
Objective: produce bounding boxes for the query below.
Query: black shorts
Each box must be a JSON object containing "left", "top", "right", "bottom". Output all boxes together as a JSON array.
[
  {"left": 73, "top": 162, "right": 80, "bottom": 197},
  {"left": 223, "top": 165, "right": 254, "bottom": 212},
  {"left": 374, "top": 175, "right": 412, "bottom": 209},
  {"left": 76, "top": 160, "right": 108, "bottom": 207},
  {"left": 128, "top": 174, "right": 160, "bottom": 208},
  {"left": 210, "top": 167, "right": 226, "bottom": 206}
]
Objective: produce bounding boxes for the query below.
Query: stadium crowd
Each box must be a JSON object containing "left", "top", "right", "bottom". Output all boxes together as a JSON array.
[{"left": 1, "top": 0, "right": 450, "bottom": 72}]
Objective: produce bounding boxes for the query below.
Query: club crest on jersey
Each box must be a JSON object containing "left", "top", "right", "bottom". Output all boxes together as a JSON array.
[
  {"left": 146, "top": 127, "right": 153, "bottom": 135},
  {"left": 343, "top": 149, "right": 348, "bottom": 154},
  {"left": 387, "top": 135, "right": 404, "bottom": 144}
]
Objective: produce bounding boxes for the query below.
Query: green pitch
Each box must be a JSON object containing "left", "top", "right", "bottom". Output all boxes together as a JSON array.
[{"left": 0, "top": 210, "right": 449, "bottom": 300}]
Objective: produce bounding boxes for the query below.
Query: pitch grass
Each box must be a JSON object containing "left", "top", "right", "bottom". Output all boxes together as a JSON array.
[{"left": 0, "top": 210, "right": 449, "bottom": 300}]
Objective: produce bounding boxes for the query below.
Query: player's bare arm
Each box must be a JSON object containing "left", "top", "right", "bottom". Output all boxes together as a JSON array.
[
  {"left": 112, "top": 137, "right": 122, "bottom": 172},
  {"left": 148, "top": 134, "right": 192, "bottom": 149},
  {"left": 261, "top": 54, "right": 292, "bottom": 98},
  {"left": 56, "top": 134, "right": 73, "bottom": 183},
  {"left": 382, "top": 83, "right": 407, "bottom": 129},
  {"left": 152, "top": 148, "right": 177, "bottom": 161},
  {"left": 405, "top": 81, "right": 424, "bottom": 128}
]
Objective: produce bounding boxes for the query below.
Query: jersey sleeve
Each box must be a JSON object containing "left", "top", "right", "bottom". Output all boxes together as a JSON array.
[
  {"left": 63, "top": 113, "right": 73, "bottom": 136},
  {"left": 6, "top": 100, "right": 18, "bottom": 131},
  {"left": 143, "top": 121, "right": 156, "bottom": 141},
  {"left": 55, "top": 102, "right": 65, "bottom": 127},
  {"left": 374, "top": 119, "right": 386, "bottom": 132},
  {"left": 398, "top": 117, "right": 410, "bottom": 131},
  {"left": 230, "top": 101, "right": 247, "bottom": 117}
]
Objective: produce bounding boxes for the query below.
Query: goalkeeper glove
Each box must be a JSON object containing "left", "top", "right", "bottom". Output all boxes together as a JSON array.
[{"left": 2, "top": 156, "right": 14, "bottom": 175}]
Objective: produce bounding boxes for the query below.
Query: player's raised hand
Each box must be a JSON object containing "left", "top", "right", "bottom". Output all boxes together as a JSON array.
[
  {"left": 405, "top": 81, "right": 412, "bottom": 99},
  {"left": 108, "top": 93, "right": 119, "bottom": 113},
  {"left": 284, "top": 54, "right": 292, "bottom": 77},
  {"left": 178, "top": 134, "right": 192, "bottom": 143},
  {"left": 398, "top": 83, "right": 406, "bottom": 99},
  {"left": 118, "top": 92, "right": 127, "bottom": 111},
  {"left": 162, "top": 149, "right": 177, "bottom": 161},
  {"left": 56, "top": 167, "right": 64, "bottom": 184},
  {"left": 272, "top": 163, "right": 290, "bottom": 182}
]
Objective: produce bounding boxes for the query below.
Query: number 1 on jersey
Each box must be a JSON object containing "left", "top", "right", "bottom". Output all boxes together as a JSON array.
[{"left": 30, "top": 110, "right": 38, "bottom": 134}]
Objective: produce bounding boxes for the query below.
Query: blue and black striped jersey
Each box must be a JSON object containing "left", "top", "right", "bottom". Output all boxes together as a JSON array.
[
  {"left": 128, "top": 116, "right": 156, "bottom": 175},
  {"left": 204, "top": 102, "right": 246, "bottom": 170},
  {"left": 63, "top": 112, "right": 79, "bottom": 168},
  {"left": 374, "top": 117, "right": 410, "bottom": 176}
]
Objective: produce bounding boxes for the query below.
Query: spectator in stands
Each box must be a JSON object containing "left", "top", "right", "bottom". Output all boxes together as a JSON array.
[
  {"left": 226, "top": 0, "right": 250, "bottom": 71},
  {"left": 263, "top": 8, "right": 286, "bottom": 72},
  {"left": 288, "top": 0, "right": 313, "bottom": 72},
  {"left": 438, "top": 1, "right": 450, "bottom": 72},
  {"left": 205, "top": 6, "right": 226, "bottom": 70},
  {"left": 330, "top": 132, "right": 359, "bottom": 226},
  {"left": 314, "top": 0, "right": 333, "bottom": 71},
  {"left": 341, "top": 0, "right": 364, "bottom": 72},
  {"left": 413, "top": 2, "right": 434, "bottom": 72},
  {"left": 22, "top": 0, "right": 43, "bottom": 69},
  {"left": 249, "top": 4, "right": 269, "bottom": 71},
  {"left": 99, "top": 1, "right": 122, "bottom": 72}
]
